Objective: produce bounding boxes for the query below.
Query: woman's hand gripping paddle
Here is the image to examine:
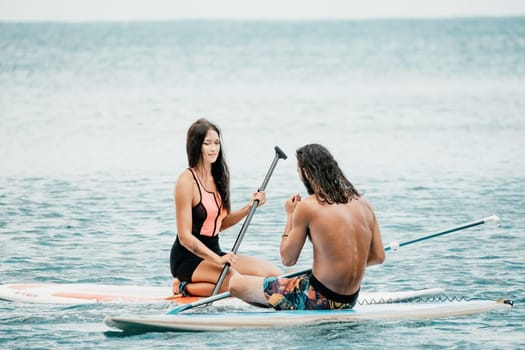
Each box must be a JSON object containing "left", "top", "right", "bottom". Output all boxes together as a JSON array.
[{"left": 209, "top": 146, "right": 287, "bottom": 296}]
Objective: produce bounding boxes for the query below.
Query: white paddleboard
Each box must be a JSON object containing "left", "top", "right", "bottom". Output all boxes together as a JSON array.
[
  {"left": 0, "top": 283, "right": 177, "bottom": 304},
  {"left": 104, "top": 299, "right": 513, "bottom": 333},
  {"left": 0, "top": 282, "right": 444, "bottom": 305}
]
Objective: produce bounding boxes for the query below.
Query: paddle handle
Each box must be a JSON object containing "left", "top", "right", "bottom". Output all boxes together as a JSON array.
[{"left": 211, "top": 146, "right": 287, "bottom": 296}]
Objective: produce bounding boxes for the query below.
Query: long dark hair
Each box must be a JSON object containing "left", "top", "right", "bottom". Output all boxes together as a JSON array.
[
  {"left": 186, "top": 118, "right": 231, "bottom": 212},
  {"left": 296, "top": 144, "right": 360, "bottom": 205}
]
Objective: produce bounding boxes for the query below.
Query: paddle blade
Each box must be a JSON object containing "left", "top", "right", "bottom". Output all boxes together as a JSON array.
[
  {"left": 167, "top": 304, "right": 191, "bottom": 315},
  {"left": 167, "top": 291, "right": 232, "bottom": 315},
  {"left": 483, "top": 215, "right": 500, "bottom": 226}
]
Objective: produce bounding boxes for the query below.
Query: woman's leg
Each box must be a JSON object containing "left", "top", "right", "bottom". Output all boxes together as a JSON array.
[
  {"left": 176, "top": 255, "right": 280, "bottom": 297},
  {"left": 186, "top": 260, "right": 237, "bottom": 296},
  {"left": 234, "top": 255, "right": 282, "bottom": 276}
]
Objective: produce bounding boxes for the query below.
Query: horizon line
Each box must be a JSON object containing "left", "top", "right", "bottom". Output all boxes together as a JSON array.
[{"left": 1, "top": 14, "right": 524, "bottom": 23}]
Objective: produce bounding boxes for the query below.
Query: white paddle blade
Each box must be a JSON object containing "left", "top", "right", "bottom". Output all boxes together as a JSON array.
[
  {"left": 483, "top": 215, "right": 500, "bottom": 226},
  {"left": 388, "top": 241, "right": 400, "bottom": 251}
]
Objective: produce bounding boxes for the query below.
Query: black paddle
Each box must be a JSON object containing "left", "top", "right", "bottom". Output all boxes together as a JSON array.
[
  {"left": 209, "top": 146, "right": 287, "bottom": 296},
  {"left": 167, "top": 214, "right": 498, "bottom": 314}
]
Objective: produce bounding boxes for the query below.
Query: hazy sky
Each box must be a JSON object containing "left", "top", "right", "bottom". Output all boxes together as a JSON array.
[{"left": 1, "top": 0, "right": 524, "bottom": 21}]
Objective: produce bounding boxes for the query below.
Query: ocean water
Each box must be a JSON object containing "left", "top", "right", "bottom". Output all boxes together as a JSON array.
[{"left": 1, "top": 18, "right": 524, "bottom": 349}]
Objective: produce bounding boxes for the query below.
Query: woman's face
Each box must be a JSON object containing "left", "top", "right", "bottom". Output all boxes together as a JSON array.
[{"left": 201, "top": 129, "right": 220, "bottom": 164}]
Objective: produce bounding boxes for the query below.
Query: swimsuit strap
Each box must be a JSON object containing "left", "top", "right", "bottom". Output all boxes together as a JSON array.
[
  {"left": 188, "top": 168, "right": 203, "bottom": 204},
  {"left": 188, "top": 168, "right": 224, "bottom": 236},
  {"left": 189, "top": 168, "right": 222, "bottom": 206}
]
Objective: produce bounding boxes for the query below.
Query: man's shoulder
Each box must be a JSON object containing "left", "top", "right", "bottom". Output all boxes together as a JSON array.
[
  {"left": 301, "top": 195, "right": 320, "bottom": 206},
  {"left": 296, "top": 195, "right": 319, "bottom": 213},
  {"left": 353, "top": 196, "right": 377, "bottom": 222}
]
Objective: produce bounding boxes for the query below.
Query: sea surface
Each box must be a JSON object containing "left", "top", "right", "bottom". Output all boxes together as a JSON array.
[{"left": 1, "top": 18, "right": 524, "bottom": 349}]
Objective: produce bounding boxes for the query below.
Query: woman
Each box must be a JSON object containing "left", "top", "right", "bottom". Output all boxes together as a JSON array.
[{"left": 170, "top": 118, "right": 281, "bottom": 296}]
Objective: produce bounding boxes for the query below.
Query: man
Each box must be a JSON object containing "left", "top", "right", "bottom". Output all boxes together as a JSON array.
[{"left": 229, "top": 144, "right": 385, "bottom": 310}]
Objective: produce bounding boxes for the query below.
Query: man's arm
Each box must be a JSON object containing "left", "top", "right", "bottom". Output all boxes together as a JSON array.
[
  {"left": 367, "top": 212, "right": 385, "bottom": 266},
  {"left": 280, "top": 195, "right": 309, "bottom": 266}
]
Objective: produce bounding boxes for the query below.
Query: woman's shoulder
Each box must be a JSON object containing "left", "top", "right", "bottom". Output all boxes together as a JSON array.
[{"left": 176, "top": 168, "right": 195, "bottom": 185}]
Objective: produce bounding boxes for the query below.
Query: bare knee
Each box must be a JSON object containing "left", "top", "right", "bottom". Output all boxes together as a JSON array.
[
  {"left": 230, "top": 275, "right": 268, "bottom": 307},
  {"left": 229, "top": 274, "right": 242, "bottom": 297}
]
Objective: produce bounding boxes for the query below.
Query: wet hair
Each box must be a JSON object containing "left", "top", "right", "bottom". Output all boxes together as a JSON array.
[
  {"left": 186, "top": 118, "right": 231, "bottom": 212},
  {"left": 296, "top": 144, "right": 360, "bottom": 205}
]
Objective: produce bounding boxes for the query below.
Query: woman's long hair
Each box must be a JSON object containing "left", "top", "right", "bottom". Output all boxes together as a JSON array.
[
  {"left": 296, "top": 144, "right": 360, "bottom": 205},
  {"left": 186, "top": 118, "right": 231, "bottom": 212}
]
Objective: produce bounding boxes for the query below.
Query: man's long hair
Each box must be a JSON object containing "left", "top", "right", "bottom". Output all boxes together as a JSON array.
[
  {"left": 186, "top": 118, "right": 231, "bottom": 212},
  {"left": 296, "top": 144, "right": 360, "bottom": 205}
]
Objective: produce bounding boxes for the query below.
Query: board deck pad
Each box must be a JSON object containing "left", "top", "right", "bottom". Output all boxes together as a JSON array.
[
  {"left": 0, "top": 282, "right": 444, "bottom": 305},
  {"left": 104, "top": 300, "right": 513, "bottom": 333}
]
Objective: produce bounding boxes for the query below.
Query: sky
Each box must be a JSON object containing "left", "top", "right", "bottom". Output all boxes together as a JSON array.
[{"left": 0, "top": 0, "right": 524, "bottom": 21}]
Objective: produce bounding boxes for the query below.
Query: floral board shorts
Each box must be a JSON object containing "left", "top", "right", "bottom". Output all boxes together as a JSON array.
[{"left": 262, "top": 273, "right": 359, "bottom": 310}]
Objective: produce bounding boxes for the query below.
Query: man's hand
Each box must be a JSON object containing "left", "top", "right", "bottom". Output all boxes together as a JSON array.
[{"left": 285, "top": 193, "right": 301, "bottom": 214}]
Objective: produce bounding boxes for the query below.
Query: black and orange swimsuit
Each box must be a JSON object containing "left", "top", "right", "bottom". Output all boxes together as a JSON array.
[{"left": 170, "top": 169, "right": 228, "bottom": 281}]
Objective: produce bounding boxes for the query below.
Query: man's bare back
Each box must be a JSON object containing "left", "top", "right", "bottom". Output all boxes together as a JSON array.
[
  {"left": 229, "top": 143, "right": 385, "bottom": 310},
  {"left": 296, "top": 195, "right": 383, "bottom": 296}
]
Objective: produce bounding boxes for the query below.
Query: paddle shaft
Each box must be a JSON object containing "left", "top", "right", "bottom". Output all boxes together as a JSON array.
[
  {"left": 168, "top": 215, "right": 498, "bottom": 314},
  {"left": 210, "top": 146, "right": 287, "bottom": 296},
  {"left": 384, "top": 215, "right": 499, "bottom": 252}
]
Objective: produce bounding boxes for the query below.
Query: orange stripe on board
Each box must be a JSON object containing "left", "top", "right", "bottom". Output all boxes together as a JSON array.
[
  {"left": 52, "top": 292, "right": 201, "bottom": 304},
  {"left": 8, "top": 284, "right": 50, "bottom": 290}
]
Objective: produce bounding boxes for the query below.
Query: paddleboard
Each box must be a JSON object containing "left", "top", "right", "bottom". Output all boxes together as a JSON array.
[
  {"left": 0, "top": 283, "right": 444, "bottom": 305},
  {"left": 0, "top": 283, "right": 197, "bottom": 305},
  {"left": 104, "top": 299, "right": 513, "bottom": 333}
]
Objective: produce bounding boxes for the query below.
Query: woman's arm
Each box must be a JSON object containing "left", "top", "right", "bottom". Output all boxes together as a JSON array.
[{"left": 220, "top": 191, "right": 266, "bottom": 230}]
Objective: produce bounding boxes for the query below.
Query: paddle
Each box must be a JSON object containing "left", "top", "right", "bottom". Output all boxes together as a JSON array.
[
  {"left": 167, "top": 215, "right": 499, "bottom": 315},
  {"left": 209, "top": 146, "right": 287, "bottom": 296},
  {"left": 384, "top": 214, "right": 500, "bottom": 251}
]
